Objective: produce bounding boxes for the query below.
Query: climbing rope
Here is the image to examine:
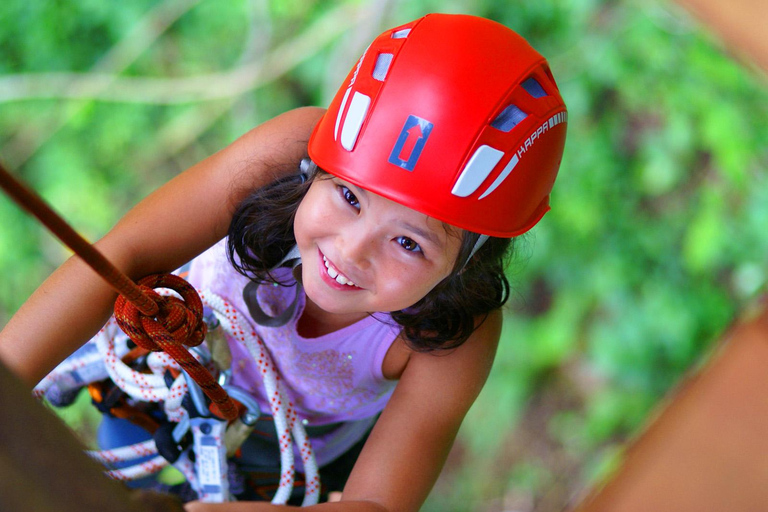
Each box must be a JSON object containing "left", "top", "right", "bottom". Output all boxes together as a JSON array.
[
  {"left": 0, "top": 161, "right": 237, "bottom": 421},
  {"left": 201, "top": 290, "right": 321, "bottom": 504}
]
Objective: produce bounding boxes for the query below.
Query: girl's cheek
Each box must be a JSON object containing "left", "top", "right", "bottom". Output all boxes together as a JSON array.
[{"left": 303, "top": 187, "right": 334, "bottom": 220}]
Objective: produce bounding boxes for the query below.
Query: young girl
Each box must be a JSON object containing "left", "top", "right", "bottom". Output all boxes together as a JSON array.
[{"left": 0, "top": 13, "right": 566, "bottom": 511}]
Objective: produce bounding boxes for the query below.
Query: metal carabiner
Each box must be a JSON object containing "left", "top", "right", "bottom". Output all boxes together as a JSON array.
[
  {"left": 222, "top": 384, "right": 261, "bottom": 457},
  {"left": 182, "top": 369, "right": 212, "bottom": 418}
]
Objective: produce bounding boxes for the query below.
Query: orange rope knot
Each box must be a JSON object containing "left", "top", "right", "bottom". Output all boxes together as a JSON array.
[
  {"left": 113, "top": 273, "right": 238, "bottom": 420},
  {"left": 114, "top": 274, "right": 206, "bottom": 352}
]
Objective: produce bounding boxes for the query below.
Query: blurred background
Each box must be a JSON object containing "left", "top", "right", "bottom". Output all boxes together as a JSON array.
[{"left": 0, "top": 0, "right": 766, "bottom": 510}]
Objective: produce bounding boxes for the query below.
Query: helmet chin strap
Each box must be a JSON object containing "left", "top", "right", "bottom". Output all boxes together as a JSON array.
[
  {"left": 466, "top": 234, "right": 489, "bottom": 266},
  {"left": 243, "top": 160, "right": 315, "bottom": 328},
  {"left": 299, "top": 158, "right": 318, "bottom": 182}
]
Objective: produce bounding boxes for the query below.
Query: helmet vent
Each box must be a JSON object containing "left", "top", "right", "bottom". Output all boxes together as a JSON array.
[
  {"left": 373, "top": 53, "right": 394, "bottom": 81},
  {"left": 522, "top": 77, "right": 547, "bottom": 98},
  {"left": 391, "top": 28, "right": 411, "bottom": 38},
  {"left": 491, "top": 104, "right": 528, "bottom": 132},
  {"left": 452, "top": 145, "right": 504, "bottom": 198},
  {"left": 340, "top": 92, "right": 371, "bottom": 151}
]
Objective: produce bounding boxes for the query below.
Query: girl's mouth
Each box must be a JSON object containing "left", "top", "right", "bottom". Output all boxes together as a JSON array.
[{"left": 318, "top": 249, "right": 361, "bottom": 290}]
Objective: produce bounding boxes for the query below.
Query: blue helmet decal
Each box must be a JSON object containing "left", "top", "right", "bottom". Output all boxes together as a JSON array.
[{"left": 388, "top": 115, "right": 434, "bottom": 171}]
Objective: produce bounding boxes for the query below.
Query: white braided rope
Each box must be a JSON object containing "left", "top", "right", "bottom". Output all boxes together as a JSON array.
[
  {"left": 85, "top": 439, "right": 169, "bottom": 481},
  {"left": 33, "top": 322, "right": 130, "bottom": 399},
  {"left": 33, "top": 346, "right": 102, "bottom": 399},
  {"left": 200, "top": 290, "right": 320, "bottom": 506},
  {"left": 104, "top": 455, "right": 169, "bottom": 481},
  {"left": 173, "top": 451, "right": 199, "bottom": 490},
  {"left": 94, "top": 318, "right": 191, "bottom": 423},
  {"left": 86, "top": 439, "right": 158, "bottom": 464}
]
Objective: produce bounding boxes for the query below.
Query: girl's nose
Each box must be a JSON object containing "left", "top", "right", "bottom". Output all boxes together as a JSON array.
[{"left": 336, "top": 222, "right": 374, "bottom": 271}]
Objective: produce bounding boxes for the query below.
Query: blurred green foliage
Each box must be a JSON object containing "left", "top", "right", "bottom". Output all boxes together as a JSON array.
[{"left": 0, "top": 1, "right": 766, "bottom": 510}]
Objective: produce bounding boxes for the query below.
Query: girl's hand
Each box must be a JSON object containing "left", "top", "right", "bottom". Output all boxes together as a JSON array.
[
  {"left": 184, "top": 501, "right": 211, "bottom": 511},
  {"left": 184, "top": 500, "right": 271, "bottom": 511},
  {"left": 183, "top": 500, "right": 384, "bottom": 511}
]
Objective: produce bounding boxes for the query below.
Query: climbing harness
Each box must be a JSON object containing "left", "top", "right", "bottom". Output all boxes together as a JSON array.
[
  {"left": 0, "top": 161, "right": 319, "bottom": 504},
  {"left": 34, "top": 287, "right": 320, "bottom": 504}
]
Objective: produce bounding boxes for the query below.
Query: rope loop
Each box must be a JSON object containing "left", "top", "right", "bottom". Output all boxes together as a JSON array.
[{"left": 114, "top": 274, "right": 206, "bottom": 352}]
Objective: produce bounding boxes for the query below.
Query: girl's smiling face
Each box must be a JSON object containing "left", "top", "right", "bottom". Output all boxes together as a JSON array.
[{"left": 294, "top": 174, "right": 462, "bottom": 320}]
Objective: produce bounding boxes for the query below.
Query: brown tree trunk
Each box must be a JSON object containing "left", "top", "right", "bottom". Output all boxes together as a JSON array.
[{"left": 0, "top": 359, "right": 183, "bottom": 512}]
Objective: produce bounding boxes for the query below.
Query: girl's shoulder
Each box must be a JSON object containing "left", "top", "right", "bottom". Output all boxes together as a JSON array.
[{"left": 383, "top": 309, "right": 502, "bottom": 381}]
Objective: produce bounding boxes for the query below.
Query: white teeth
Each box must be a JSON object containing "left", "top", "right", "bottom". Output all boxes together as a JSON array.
[{"left": 323, "top": 255, "right": 356, "bottom": 287}]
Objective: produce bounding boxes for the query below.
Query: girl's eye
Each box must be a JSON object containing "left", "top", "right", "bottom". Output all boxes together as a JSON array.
[
  {"left": 396, "top": 236, "right": 422, "bottom": 253},
  {"left": 339, "top": 186, "right": 359, "bottom": 209}
]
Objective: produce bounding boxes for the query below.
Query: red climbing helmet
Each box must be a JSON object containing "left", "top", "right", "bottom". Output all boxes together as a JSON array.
[{"left": 308, "top": 13, "right": 567, "bottom": 238}]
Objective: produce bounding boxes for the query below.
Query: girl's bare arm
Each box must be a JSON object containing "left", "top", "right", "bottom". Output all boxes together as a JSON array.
[
  {"left": 0, "top": 106, "right": 324, "bottom": 386},
  {"left": 339, "top": 310, "right": 502, "bottom": 512}
]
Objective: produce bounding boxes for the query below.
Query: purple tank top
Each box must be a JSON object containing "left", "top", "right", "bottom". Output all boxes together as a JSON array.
[{"left": 186, "top": 240, "right": 400, "bottom": 467}]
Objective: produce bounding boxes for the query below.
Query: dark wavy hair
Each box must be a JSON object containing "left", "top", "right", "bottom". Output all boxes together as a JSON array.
[{"left": 227, "top": 165, "right": 513, "bottom": 351}]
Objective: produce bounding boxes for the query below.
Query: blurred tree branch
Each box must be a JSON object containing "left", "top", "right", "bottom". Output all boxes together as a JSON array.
[
  {"left": 0, "top": 3, "right": 357, "bottom": 106},
  {"left": 135, "top": 1, "right": 362, "bottom": 174},
  {"left": 0, "top": 1, "right": 359, "bottom": 170},
  {"left": 0, "top": 0, "right": 204, "bottom": 169}
]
